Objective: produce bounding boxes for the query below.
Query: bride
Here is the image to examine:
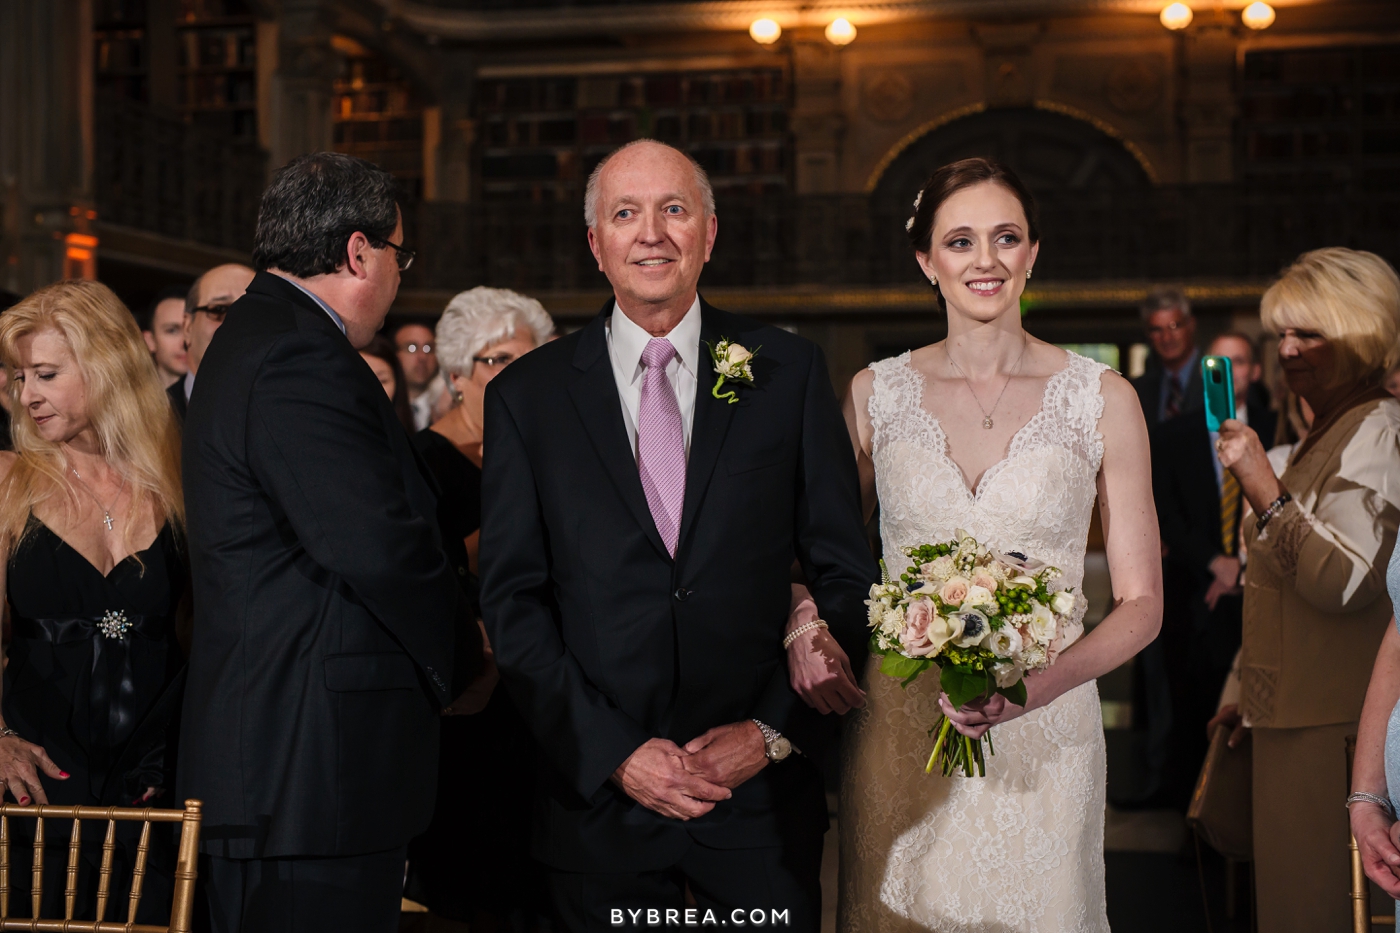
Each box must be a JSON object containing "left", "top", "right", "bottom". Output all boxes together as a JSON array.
[{"left": 785, "top": 158, "right": 1162, "bottom": 931}]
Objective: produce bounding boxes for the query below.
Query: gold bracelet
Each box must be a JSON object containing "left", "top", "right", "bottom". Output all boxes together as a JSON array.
[{"left": 783, "top": 619, "right": 828, "bottom": 649}]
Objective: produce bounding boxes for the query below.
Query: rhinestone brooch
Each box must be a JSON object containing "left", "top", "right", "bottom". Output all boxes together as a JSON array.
[{"left": 97, "top": 610, "right": 131, "bottom": 640}]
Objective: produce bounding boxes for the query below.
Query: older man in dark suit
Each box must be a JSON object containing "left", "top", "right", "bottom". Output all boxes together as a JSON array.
[
  {"left": 1153, "top": 332, "right": 1275, "bottom": 806},
  {"left": 179, "top": 152, "right": 482, "bottom": 932},
  {"left": 481, "top": 140, "right": 875, "bottom": 932}
]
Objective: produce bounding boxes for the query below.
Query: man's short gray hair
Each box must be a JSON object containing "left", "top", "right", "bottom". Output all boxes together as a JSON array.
[
  {"left": 583, "top": 139, "right": 716, "bottom": 228},
  {"left": 435, "top": 287, "right": 555, "bottom": 379},
  {"left": 1141, "top": 287, "right": 1192, "bottom": 322}
]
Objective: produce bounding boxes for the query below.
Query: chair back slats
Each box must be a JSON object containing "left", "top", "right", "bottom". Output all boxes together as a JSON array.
[
  {"left": 64, "top": 818, "right": 81, "bottom": 920},
  {"left": 125, "top": 821, "right": 152, "bottom": 925},
  {"left": 166, "top": 802, "right": 201, "bottom": 933},
  {"left": 94, "top": 820, "right": 116, "bottom": 923},
  {"left": 1, "top": 815, "right": 9, "bottom": 918},
  {"left": 0, "top": 801, "right": 201, "bottom": 933},
  {"left": 29, "top": 818, "right": 42, "bottom": 920}
]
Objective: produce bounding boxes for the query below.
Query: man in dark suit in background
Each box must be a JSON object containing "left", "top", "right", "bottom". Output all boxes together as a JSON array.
[
  {"left": 1132, "top": 288, "right": 1203, "bottom": 432},
  {"left": 1116, "top": 287, "right": 1205, "bottom": 808},
  {"left": 480, "top": 140, "right": 876, "bottom": 931},
  {"left": 1153, "top": 332, "right": 1275, "bottom": 806},
  {"left": 180, "top": 153, "right": 482, "bottom": 932},
  {"left": 166, "top": 263, "right": 253, "bottom": 420}
]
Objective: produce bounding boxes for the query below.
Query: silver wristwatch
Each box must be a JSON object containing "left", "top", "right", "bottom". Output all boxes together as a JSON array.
[{"left": 752, "top": 719, "right": 792, "bottom": 762}]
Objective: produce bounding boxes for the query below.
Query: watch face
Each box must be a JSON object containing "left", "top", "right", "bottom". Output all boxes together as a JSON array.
[{"left": 770, "top": 736, "right": 793, "bottom": 761}]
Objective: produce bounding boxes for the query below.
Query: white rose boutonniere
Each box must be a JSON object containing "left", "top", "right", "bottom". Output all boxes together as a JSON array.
[{"left": 706, "top": 337, "right": 759, "bottom": 404}]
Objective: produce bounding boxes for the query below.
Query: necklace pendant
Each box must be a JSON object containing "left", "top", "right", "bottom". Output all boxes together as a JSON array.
[
  {"left": 102, "top": 512, "right": 113, "bottom": 531},
  {"left": 982, "top": 416, "right": 994, "bottom": 429}
]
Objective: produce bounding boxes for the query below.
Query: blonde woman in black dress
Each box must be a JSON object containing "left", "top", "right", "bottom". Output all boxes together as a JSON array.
[{"left": 0, "top": 280, "right": 186, "bottom": 923}]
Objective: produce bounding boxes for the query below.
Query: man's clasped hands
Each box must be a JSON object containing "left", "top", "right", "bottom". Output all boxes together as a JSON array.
[{"left": 610, "top": 722, "right": 770, "bottom": 821}]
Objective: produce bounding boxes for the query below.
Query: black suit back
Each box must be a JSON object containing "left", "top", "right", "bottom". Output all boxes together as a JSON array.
[
  {"left": 480, "top": 302, "right": 877, "bottom": 872},
  {"left": 178, "top": 272, "right": 474, "bottom": 859}
]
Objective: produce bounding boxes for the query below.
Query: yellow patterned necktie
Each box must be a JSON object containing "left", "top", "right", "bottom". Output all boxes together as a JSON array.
[{"left": 1220, "top": 468, "right": 1242, "bottom": 556}]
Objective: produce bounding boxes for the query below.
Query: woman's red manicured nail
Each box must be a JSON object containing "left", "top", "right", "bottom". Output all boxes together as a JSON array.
[
  {"left": 58, "top": 771, "right": 68, "bottom": 778},
  {"left": 19, "top": 797, "right": 29, "bottom": 804}
]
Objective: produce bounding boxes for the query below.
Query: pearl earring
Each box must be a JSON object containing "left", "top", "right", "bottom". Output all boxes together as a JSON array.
[
  {"left": 1026, "top": 270, "right": 1033, "bottom": 280},
  {"left": 929, "top": 275, "right": 938, "bottom": 286}
]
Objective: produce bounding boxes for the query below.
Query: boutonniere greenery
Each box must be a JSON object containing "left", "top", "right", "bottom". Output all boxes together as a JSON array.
[{"left": 705, "top": 338, "right": 759, "bottom": 405}]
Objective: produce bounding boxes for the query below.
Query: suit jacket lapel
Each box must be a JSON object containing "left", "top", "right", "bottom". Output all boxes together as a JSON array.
[
  {"left": 566, "top": 308, "right": 671, "bottom": 560},
  {"left": 678, "top": 302, "right": 736, "bottom": 552}
]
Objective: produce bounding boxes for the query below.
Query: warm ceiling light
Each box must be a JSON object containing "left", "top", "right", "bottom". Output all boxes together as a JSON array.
[
  {"left": 1241, "top": 1, "right": 1276, "bottom": 29},
  {"left": 1159, "top": 2, "right": 1193, "bottom": 29},
  {"left": 749, "top": 18, "right": 781, "bottom": 44},
  {"left": 825, "top": 17, "right": 857, "bottom": 45}
]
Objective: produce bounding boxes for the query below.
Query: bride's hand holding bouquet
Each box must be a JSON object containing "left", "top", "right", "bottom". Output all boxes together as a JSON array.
[{"left": 865, "top": 532, "right": 1084, "bottom": 777}]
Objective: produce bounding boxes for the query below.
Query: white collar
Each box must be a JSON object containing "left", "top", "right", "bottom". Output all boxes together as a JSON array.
[{"left": 608, "top": 295, "right": 702, "bottom": 381}]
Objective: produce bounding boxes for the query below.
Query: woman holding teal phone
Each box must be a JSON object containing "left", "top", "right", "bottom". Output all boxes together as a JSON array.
[{"left": 1213, "top": 247, "right": 1400, "bottom": 932}]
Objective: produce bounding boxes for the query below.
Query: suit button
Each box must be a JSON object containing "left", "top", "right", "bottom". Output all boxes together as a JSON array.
[
  {"left": 674, "top": 587, "right": 691, "bottom": 602},
  {"left": 457, "top": 566, "right": 467, "bottom": 577}
]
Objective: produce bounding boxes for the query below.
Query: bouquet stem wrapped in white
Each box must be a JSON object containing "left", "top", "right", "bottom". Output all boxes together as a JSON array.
[{"left": 866, "top": 531, "right": 1082, "bottom": 777}]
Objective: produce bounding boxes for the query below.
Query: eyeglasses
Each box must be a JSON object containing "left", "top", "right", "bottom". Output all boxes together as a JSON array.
[
  {"left": 399, "top": 342, "right": 432, "bottom": 355},
  {"left": 192, "top": 303, "right": 231, "bottom": 322},
  {"left": 472, "top": 354, "right": 517, "bottom": 369},
  {"left": 370, "top": 235, "right": 416, "bottom": 271},
  {"left": 1146, "top": 320, "right": 1187, "bottom": 336}
]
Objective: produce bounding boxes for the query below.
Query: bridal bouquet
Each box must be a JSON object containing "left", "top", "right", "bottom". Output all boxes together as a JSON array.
[{"left": 865, "top": 532, "right": 1082, "bottom": 777}]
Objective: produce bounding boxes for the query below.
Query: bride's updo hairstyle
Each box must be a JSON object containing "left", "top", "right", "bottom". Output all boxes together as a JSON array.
[
  {"left": 0, "top": 280, "right": 183, "bottom": 554},
  {"left": 905, "top": 157, "right": 1040, "bottom": 312}
]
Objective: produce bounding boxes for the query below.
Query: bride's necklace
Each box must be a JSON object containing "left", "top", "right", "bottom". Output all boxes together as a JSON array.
[
  {"left": 945, "top": 338, "right": 1028, "bottom": 430},
  {"left": 69, "top": 465, "right": 126, "bottom": 532}
]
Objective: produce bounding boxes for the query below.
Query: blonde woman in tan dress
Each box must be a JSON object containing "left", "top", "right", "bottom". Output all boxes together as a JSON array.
[{"left": 1216, "top": 247, "right": 1400, "bottom": 933}]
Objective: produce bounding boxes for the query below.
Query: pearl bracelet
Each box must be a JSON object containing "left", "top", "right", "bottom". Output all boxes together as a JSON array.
[
  {"left": 783, "top": 619, "right": 828, "bottom": 649},
  {"left": 1347, "top": 792, "right": 1395, "bottom": 818}
]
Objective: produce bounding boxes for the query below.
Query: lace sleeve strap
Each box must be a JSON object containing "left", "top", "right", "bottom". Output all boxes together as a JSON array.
[{"left": 866, "top": 354, "right": 912, "bottom": 453}]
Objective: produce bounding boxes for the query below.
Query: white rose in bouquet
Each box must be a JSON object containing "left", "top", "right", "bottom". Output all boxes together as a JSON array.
[
  {"left": 992, "top": 660, "right": 1022, "bottom": 688},
  {"left": 988, "top": 624, "right": 1023, "bottom": 659},
  {"left": 965, "top": 584, "right": 996, "bottom": 610},
  {"left": 1050, "top": 590, "right": 1077, "bottom": 616},
  {"left": 1027, "top": 602, "right": 1057, "bottom": 645}
]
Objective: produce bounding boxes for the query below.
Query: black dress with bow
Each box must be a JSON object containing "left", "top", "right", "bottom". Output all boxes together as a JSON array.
[{"left": 3, "top": 518, "right": 186, "bottom": 922}]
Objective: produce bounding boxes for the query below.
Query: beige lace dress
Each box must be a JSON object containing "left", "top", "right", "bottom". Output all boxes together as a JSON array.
[{"left": 839, "top": 351, "right": 1111, "bottom": 933}]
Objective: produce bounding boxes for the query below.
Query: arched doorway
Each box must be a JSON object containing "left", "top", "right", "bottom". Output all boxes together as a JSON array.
[{"left": 871, "top": 105, "right": 1153, "bottom": 202}]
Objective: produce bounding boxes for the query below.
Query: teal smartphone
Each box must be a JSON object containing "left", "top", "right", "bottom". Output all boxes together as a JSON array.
[{"left": 1202, "top": 355, "right": 1235, "bottom": 432}]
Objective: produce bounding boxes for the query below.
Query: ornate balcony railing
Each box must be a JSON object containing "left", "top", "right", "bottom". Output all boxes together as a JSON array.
[
  {"left": 94, "top": 94, "right": 266, "bottom": 251},
  {"left": 401, "top": 184, "right": 1400, "bottom": 295}
]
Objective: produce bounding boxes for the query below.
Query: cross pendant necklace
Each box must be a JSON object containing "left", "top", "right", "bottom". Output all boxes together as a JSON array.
[
  {"left": 945, "top": 337, "right": 1029, "bottom": 430},
  {"left": 69, "top": 465, "right": 125, "bottom": 533}
]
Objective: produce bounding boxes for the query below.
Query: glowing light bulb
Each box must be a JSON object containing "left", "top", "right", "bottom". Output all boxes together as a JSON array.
[
  {"left": 1241, "top": 1, "right": 1275, "bottom": 29},
  {"left": 1159, "top": 2, "right": 1193, "bottom": 29},
  {"left": 825, "top": 17, "right": 856, "bottom": 46},
  {"left": 749, "top": 18, "right": 781, "bottom": 45}
]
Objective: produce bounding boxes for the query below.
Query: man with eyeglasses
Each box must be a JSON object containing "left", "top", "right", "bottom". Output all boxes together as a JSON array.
[
  {"left": 178, "top": 152, "right": 482, "bottom": 932},
  {"left": 394, "top": 322, "right": 446, "bottom": 430},
  {"left": 1131, "top": 287, "right": 1203, "bottom": 431},
  {"left": 1117, "top": 286, "right": 1204, "bottom": 812},
  {"left": 167, "top": 263, "right": 254, "bottom": 420}
]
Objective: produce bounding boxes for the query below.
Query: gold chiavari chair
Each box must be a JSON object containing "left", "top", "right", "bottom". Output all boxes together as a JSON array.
[
  {"left": 0, "top": 798, "right": 201, "bottom": 933},
  {"left": 1346, "top": 735, "right": 1396, "bottom": 933}
]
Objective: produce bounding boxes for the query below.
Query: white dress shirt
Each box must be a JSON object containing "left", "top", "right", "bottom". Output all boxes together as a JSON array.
[{"left": 606, "top": 296, "right": 702, "bottom": 460}]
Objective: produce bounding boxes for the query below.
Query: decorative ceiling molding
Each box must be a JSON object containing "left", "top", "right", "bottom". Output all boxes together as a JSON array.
[{"left": 372, "top": 0, "right": 1326, "bottom": 41}]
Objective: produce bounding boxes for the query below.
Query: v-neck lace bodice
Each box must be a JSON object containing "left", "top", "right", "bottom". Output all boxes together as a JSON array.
[
  {"left": 839, "top": 349, "right": 1112, "bottom": 933},
  {"left": 868, "top": 350, "right": 1108, "bottom": 597}
]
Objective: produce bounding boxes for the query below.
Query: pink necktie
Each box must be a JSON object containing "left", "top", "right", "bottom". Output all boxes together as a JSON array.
[{"left": 637, "top": 337, "right": 686, "bottom": 556}]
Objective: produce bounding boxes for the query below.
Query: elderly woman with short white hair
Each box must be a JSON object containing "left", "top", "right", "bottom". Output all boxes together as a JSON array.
[{"left": 405, "top": 286, "right": 553, "bottom": 930}]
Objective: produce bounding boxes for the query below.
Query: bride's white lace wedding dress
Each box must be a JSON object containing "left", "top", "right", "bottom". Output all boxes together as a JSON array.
[{"left": 839, "top": 350, "right": 1111, "bottom": 933}]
